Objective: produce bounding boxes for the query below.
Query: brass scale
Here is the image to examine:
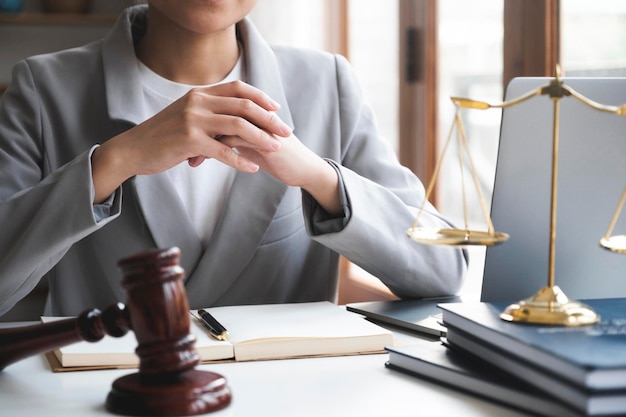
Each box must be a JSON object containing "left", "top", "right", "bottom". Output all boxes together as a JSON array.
[{"left": 407, "top": 66, "right": 626, "bottom": 326}]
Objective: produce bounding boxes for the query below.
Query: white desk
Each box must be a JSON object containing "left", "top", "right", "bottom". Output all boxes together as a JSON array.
[{"left": 0, "top": 323, "right": 531, "bottom": 417}]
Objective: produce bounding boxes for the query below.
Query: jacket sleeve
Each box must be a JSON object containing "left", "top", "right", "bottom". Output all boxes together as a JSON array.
[
  {"left": 0, "top": 61, "right": 121, "bottom": 315},
  {"left": 302, "top": 54, "right": 468, "bottom": 299}
]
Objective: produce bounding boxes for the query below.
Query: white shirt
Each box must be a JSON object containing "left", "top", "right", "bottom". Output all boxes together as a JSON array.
[{"left": 136, "top": 54, "right": 245, "bottom": 248}]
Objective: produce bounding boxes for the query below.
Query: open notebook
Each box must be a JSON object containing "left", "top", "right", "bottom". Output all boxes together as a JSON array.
[{"left": 42, "top": 301, "right": 394, "bottom": 372}]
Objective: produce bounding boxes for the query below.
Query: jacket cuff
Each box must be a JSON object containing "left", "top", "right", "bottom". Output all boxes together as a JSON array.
[
  {"left": 303, "top": 159, "right": 351, "bottom": 236},
  {"left": 88, "top": 145, "right": 123, "bottom": 223}
]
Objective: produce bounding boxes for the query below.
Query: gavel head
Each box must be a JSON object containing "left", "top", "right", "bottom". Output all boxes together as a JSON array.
[{"left": 117, "top": 247, "right": 199, "bottom": 376}]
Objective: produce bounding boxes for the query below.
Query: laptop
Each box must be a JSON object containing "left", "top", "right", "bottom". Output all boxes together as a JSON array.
[{"left": 481, "top": 77, "right": 626, "bottom": 302}]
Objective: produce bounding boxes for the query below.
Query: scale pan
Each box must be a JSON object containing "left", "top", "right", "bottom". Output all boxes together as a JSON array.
[
  {"left": 406, "top": 227, "right": 509, "bottom": 246},
  {"left": 600, "top": 235, "right": 626, "bottom": 254}
]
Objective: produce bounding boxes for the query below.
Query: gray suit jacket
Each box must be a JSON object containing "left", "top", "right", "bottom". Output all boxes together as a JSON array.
[{"left": 0, "top": 6, "right": 467, "bottom": 316}]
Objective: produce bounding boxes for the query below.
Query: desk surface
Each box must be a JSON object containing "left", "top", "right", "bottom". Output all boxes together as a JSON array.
[{"left": 0, "top": 323, "right": 531, "bottom": 417}]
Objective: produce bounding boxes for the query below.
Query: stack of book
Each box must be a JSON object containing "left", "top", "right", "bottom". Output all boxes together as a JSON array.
[{"left": 386, "top": 297, "right": 626, "bottom": 416}]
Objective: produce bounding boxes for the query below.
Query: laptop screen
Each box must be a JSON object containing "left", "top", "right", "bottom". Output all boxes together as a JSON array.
[{"left": 481, "top": 77, "right": 626, "bottom": 302}]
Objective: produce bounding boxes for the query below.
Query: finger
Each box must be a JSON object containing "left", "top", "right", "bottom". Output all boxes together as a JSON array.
[
  {"left": 187, "top": 156, "right": 205, "bottom": 167},
  {"left": 206, "top": 140, "right": 259, "bottom": 173},
  {"left": 194, "top": 83, "right": 292, "bottom": 138},
  {"left": 217, "top": 134, "right": 281, "bottom": 152},
  {"left": 207, "top": 97, "right": 291, "bottom": 139},
  {"left": 204, "top": 80, "right": 281, "bottom": 112},
  {"left": 182, "top": 89, "right": 288, "bottom": 150},
  {"left": 205, "top": 115, "right": 283, "bottom": 152},
  {"left": 234, "top": 146, "right": 263, "bottom": 165}
]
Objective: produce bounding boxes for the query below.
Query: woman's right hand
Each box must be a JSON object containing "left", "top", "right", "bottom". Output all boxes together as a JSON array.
[{"left": 91, "top": 80, "right": 291, "bottom": 203}]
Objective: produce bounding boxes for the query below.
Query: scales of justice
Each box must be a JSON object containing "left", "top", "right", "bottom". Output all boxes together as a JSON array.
[{"left": 407, "top": 65, "right": 626, "bottom": 326}]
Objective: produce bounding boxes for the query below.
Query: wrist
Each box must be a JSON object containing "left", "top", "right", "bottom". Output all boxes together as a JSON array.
[
  {"left": 301, "top": 159, "right": 343, "bottom": 217},
  {"left": 91, "top": 141, "right": 132, "bottom": 204}
]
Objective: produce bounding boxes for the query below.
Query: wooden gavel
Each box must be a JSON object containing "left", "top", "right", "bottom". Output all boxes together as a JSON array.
[{"left": 0, "top": 247, "right": 231, "bottom": 416}]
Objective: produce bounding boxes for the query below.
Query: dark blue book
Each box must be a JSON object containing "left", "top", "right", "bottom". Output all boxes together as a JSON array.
[
  {"left": 346, "top": 296, "right": 461, "bottom": 337},
  {"left": 386, "top": 340, "right": 583, "bottom": 417},
  {"left": 445, "top": 326, "right": 626, "bottom": 416},
  {"left": 439, "top": 298, "right": 626, "bottom": 392}
]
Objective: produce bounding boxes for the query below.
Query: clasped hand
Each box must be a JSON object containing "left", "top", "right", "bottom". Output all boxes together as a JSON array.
[{"left": 92, "top": 80, "right": 342, "bottom": 215}]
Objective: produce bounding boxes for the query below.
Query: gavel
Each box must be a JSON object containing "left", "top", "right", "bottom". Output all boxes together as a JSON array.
[{"left": 0, "top": 247, "right": 231, "bottom": 416}]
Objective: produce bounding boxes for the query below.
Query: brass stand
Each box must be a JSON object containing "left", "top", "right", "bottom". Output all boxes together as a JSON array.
[
  {"left": 499, "top": 74, "right": 599, "bottom": 326},
  {"left": 500, "top": 286, "right": 599, "bottom": 326}
]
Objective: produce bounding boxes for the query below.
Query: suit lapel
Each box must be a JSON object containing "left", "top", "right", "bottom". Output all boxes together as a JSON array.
[
  {"left": 185, "top": 18, "right": 296, "bottom": 306},
  {"left": 131, "top": 174, "right": 203, "bottom": 278},
  {"left": 185, "top": 170, "right": 287, "bottom": 307},
  {"left": 238, "top": 17, "right": 295, "bottom": 132}
]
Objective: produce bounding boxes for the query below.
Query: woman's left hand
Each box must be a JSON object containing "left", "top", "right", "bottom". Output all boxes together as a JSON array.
[{"left": 231, "top": 134, "right": 343, "bottom": 216}]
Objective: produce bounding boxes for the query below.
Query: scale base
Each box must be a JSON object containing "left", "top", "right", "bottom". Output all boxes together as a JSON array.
[
  {"left": 406, "top": 227, "right": 509, "bottom": 246},
  {"left": 500, "top": 285, "right": 600, "bottom": 326},
  {"left": 600, "top": 235, "right": 626, "bottom": 254}
]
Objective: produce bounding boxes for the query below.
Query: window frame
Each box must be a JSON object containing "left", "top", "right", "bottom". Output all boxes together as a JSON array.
[{"left": 394, "top": 0, "right": 559, "bottom": 207}]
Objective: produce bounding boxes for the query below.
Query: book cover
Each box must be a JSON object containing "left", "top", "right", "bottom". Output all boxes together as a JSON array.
[
  {"left": 346, "top": 296, "right": 461, "bottom": 337},
  {"left": 43, "top": 301, "right": 394, "bottom": 371},
  {"left": 439, "top": 298, "right": 626, "bottom": 391},
  {"left": 385, "top": 340, "right": 583, "bottom": 417},
  {"left": 445, "top": 326, "right": 626, "bottom": 416}
]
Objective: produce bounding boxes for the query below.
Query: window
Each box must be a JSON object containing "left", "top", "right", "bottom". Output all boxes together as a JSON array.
[
  {"left": 561, "top": 0, "right": 626, "bottom": 76},
  {"left": 248, "top": 1, "right": 326, "bottom": 50},
  {"left": 437, "top": 1, "right": 503, "bottom": 229},
  {"left": 348, "top": 0, "right": 399, "bottom": 151},
  {"left": 437, "top": 1, "right": 504, "bottom": 298}
]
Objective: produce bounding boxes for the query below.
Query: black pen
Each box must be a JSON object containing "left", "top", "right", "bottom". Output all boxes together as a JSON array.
[{"left": 197, "top": 309, "right": 230, "bottom": 341}]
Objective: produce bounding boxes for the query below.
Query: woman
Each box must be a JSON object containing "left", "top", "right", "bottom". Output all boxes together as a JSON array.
[{"left": 0, "top": 1, "right": 467, "bottom": 316}]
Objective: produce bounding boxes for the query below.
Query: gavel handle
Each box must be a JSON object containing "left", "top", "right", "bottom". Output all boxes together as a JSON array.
[{"left": 0, "top": 302, "right": 131, "bottom": 370}]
